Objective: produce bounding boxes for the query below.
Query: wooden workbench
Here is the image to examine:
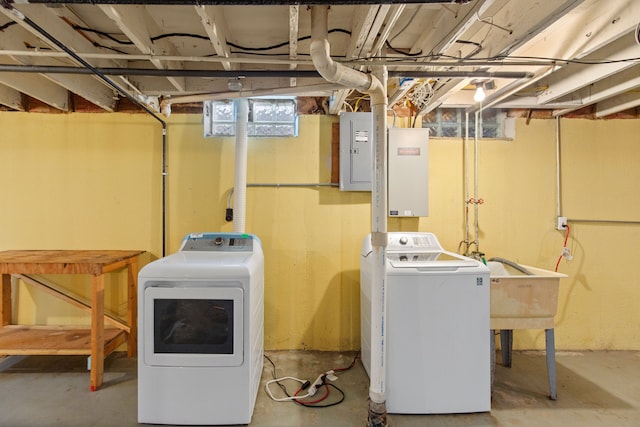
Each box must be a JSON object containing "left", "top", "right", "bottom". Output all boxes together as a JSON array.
[{"left": 0, "top": 250, "right": 145, "bottom": 391}]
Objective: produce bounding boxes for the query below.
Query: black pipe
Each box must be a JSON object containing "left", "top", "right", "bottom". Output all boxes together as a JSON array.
[
  {"left": 0, "top": 64, "right": 533, "bottom": 80},
  {"left": 2, "top": 3, "right": 169, "bottom": 257}
]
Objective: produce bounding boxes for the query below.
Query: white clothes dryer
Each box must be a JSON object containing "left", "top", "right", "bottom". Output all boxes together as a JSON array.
[
  {"left": 361, "top": 232, "right": 490, "bottom": 414},
  {"left": 138, "top": 232, "right": 264, "bottom": 425}
]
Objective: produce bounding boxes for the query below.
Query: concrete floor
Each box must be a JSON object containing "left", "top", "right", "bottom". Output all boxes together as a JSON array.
[{"left": 0, "top": 350, "right": 639, "bottom": 427}]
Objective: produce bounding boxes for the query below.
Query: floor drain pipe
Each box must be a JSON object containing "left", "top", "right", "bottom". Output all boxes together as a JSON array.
[
  {"left": 310, "top": 6, "right": 388, "bottom": 426},
  {"left": 233, "top": 98, "right": 249, "bottom": 234}
]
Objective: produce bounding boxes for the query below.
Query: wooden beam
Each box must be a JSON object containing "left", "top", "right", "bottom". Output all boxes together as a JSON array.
[
  {"left": 0, "top": 83, "right": 24, "bottom": 111},
  {"left": 195, "top": 5, "right": 234, "bottom": 71},
  {"left": 289, "top": 4, "right": 299, "bottom": 87},
  {"left": 411, "top": 0, "right": 498, "bottom": 56},
  {"left": 99, "top": 4, "right": 186, "bottom": 92},
  {"left": 538, "top": 32, "right": 639, "bottom": 104},
  {"left": 596, "top": 91, "right": 640, "bottom": 118},
  {"left": 0, "top": 72, "right": 69, "bottom": 111},
  {"left": 0, "top": 4, "right": 120, "bottom": 110},
  {"left": 552, "top": 65, "right": 640, "bottom": 116}
]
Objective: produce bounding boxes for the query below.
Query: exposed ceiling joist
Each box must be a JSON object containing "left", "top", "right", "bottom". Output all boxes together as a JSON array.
[
  {"left": 195, "top": 5, "right": 233, "bottom": 72},
  {"left": 0, "top": 0, "right": 639, "bottom": 116},
  {"left": 596, "top": 91, "right": 640, "bottom": 118},
  {"left": 410, "top": 0, "right": 498, "bottom": 57},
  {"left": 538, "top": 31, "right": 639, "bottom": 104},
  {"left": 0, "top": 14, "right": 117, "bottom": 111},
  {"left": 99, "top": 4, "right": 186, "bottom": 92},
  {"left": 0, "top": 4, "right": 119, "bottom": 109},
  {"left": 0, "top": 83, "right": 24, "bottom": 111},
  {"left": 288, "top": 4, "right": 299, "bottom": 87},
  {"left": 370, "top": 4, "right": 405, "bottom": 55},
  {"left": 0, "top": 71, "right": 69, "bottom": 111},
  {"left": 552, "top": 65, "right": 640, "bottom": 116}
]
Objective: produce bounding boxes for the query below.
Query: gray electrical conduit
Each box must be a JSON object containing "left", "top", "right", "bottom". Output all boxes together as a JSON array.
[
  {"left": 226, "top": 183, "right": 338, "bottom": 208},
  {"left": 1, "top": 3, "right": 170, "bottom": 256}
]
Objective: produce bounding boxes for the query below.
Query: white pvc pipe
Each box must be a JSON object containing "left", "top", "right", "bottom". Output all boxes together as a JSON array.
[
  {"left": 233, "top": 98, "right": 249, "bottom": 233},
  {"left": 310, "top": 5, "right": 388, "bottom": 410},
  {"left": 368, "top": 68, "right": 388, "bottom": 405}
]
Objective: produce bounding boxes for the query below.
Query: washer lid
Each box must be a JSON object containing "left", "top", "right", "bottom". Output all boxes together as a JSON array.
[{"left": 388, "top": 252, "right": 480, "bottom": 268}]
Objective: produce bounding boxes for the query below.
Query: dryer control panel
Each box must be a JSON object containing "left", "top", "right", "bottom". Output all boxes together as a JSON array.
[{"left": 180, "top": 233, "right": 255, "bottom": 252}]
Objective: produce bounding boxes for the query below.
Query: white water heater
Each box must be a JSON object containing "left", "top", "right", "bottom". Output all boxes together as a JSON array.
[{"left": 388, "top": 127, "right": 429, "bottom": 217}]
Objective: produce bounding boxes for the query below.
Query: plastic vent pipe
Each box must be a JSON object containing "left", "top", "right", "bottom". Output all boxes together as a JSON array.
[
  {"left": 310, "top": 6, "right": 388, "bottom": 426},
  {"left": 233, "top": 98, "right": 249, "bottom": 234}
]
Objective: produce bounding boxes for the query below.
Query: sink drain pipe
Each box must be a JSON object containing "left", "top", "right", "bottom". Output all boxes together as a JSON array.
[
  {"left": 310, "top": 6, "right": 388, "bottom": 426},
  {"left": 1, "top": 3, "right": 170, "bottom": 256}
]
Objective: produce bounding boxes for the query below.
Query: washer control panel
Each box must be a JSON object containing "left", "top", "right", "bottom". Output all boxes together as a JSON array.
[{"left": 387, "top": 232, "right": 442, "bottom": 252}]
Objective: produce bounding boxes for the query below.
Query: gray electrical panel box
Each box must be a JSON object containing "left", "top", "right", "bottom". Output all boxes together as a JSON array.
[
  {"left": 388, "top": 128, "right": 429, "bottom": 217},
  {"left": 339, "top": 112, "right": 373, "bottom": 191}
]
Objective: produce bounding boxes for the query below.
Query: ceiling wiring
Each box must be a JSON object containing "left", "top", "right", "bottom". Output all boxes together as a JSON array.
[
  {"left": 4, "top": 21, "right": 638, "bottom": 67},
  {"left": 0, "top": 20, "right": 16, "bottom": 31}
]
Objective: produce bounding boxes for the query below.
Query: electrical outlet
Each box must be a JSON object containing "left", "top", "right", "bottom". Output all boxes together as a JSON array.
[{"left": 557, "top": 216, "right": 567, "bottom": 230}]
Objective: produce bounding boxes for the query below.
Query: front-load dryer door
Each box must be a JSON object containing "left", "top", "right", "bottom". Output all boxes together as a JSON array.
[{"left": 144, "top": 286, "right": 243, "bottom": 367}]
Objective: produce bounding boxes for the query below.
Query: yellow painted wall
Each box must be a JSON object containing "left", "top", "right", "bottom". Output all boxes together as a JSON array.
[{"left": 0, "top": 112, "right": 638, "bottom": 350}]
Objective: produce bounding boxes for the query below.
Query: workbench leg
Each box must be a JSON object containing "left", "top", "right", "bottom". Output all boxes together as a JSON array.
[
  {"left": 127, "top": 260, "right": 138, "bottom": 358},
  {"left": 500, "top": 329, "right": 513, "bottom": 368},
  {"left": 1, "top": 274, "right": 10, "bottom": 327},
  {"left": 545, "top": 328, "right": 557, "bottom": 400},
  {"left": 90, "top": 274, "right": 105, "bottom": 392}
]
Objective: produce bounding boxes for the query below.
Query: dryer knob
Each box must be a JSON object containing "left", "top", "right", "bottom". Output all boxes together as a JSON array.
[
  {"left": 214, "top": 237, "right": 224, "bottom": 245},
  {"left": 399, "top": 236, "right": 408, "bottom": 245}
]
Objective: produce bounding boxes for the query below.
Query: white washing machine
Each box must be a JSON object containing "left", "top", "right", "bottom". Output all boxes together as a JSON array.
[
  {"left": 138, "top": 232, "right": 264, "bottom": 425},
  {"left": 361, "top": 232, "right": 490, "bottom": 414}
]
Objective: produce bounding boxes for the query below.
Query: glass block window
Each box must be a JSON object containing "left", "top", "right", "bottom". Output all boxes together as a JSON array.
[
  {"left": 422, "top": 108, "right": 510, "bottom": 139},
  {"left": 203, "top": 98, "right": 298, "bottom": 138}
]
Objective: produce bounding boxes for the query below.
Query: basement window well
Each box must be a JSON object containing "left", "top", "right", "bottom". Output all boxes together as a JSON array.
[
  {"left": 203, "top": 98, "right": 298, "bottom": 138},
  {"left": 422, "top": 108, "right": 514, "bottom": 140}
]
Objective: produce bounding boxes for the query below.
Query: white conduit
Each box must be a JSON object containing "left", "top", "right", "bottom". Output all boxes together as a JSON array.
[
  {"left": 233, "top": 98, "right": 249, "bottom": 233},
  {"left": 310, "top": 5, "right": 389, "bottom": 420}
]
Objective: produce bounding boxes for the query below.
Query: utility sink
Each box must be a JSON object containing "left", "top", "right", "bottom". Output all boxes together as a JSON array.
[{"left": 488, "top": 262, "right": 567, "bottom": 330}]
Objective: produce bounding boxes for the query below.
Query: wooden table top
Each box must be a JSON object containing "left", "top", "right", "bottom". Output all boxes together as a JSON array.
[{"left": 0, "top": 250, "right": 145, "bottom": 275}]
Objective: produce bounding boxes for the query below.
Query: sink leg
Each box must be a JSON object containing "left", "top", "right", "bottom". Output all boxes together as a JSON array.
[
  {"left": 500, "top": 329, "right": 513, "bottom": 368},
  {"left": 545, "top": 328, "right": 557, "bottom": 400},
  {"left": 490, "top": 330, "right": 496, "bottom": 392}
]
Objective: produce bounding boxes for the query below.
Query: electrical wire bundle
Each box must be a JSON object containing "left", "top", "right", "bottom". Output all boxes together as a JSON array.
[{"left": 264, "top": 352, "right": 359, "bottom": 408}]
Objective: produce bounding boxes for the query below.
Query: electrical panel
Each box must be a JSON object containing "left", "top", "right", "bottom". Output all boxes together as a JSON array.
[
  {"left": 388, "top": 128, "right": 429, "bottom": 217},
  {"left": 339, "top": 112, "right": 373, "bottom": 191},
  {"left": 339, "top": 115, "right": 429, "bottom": 217}
]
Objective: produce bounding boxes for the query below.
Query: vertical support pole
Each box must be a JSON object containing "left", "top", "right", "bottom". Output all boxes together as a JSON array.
[
  {"left": 545, "top": 328, "right": 557, "bottom": 400},
  {"left": 90, "top": 273, "right": 105, "bottom": 391},
  {"left": 127, "top": 259, "right": 139, "bottom": 358},
  {"left": 1, "top": 274, "right": 11, "bottom": 326}
]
